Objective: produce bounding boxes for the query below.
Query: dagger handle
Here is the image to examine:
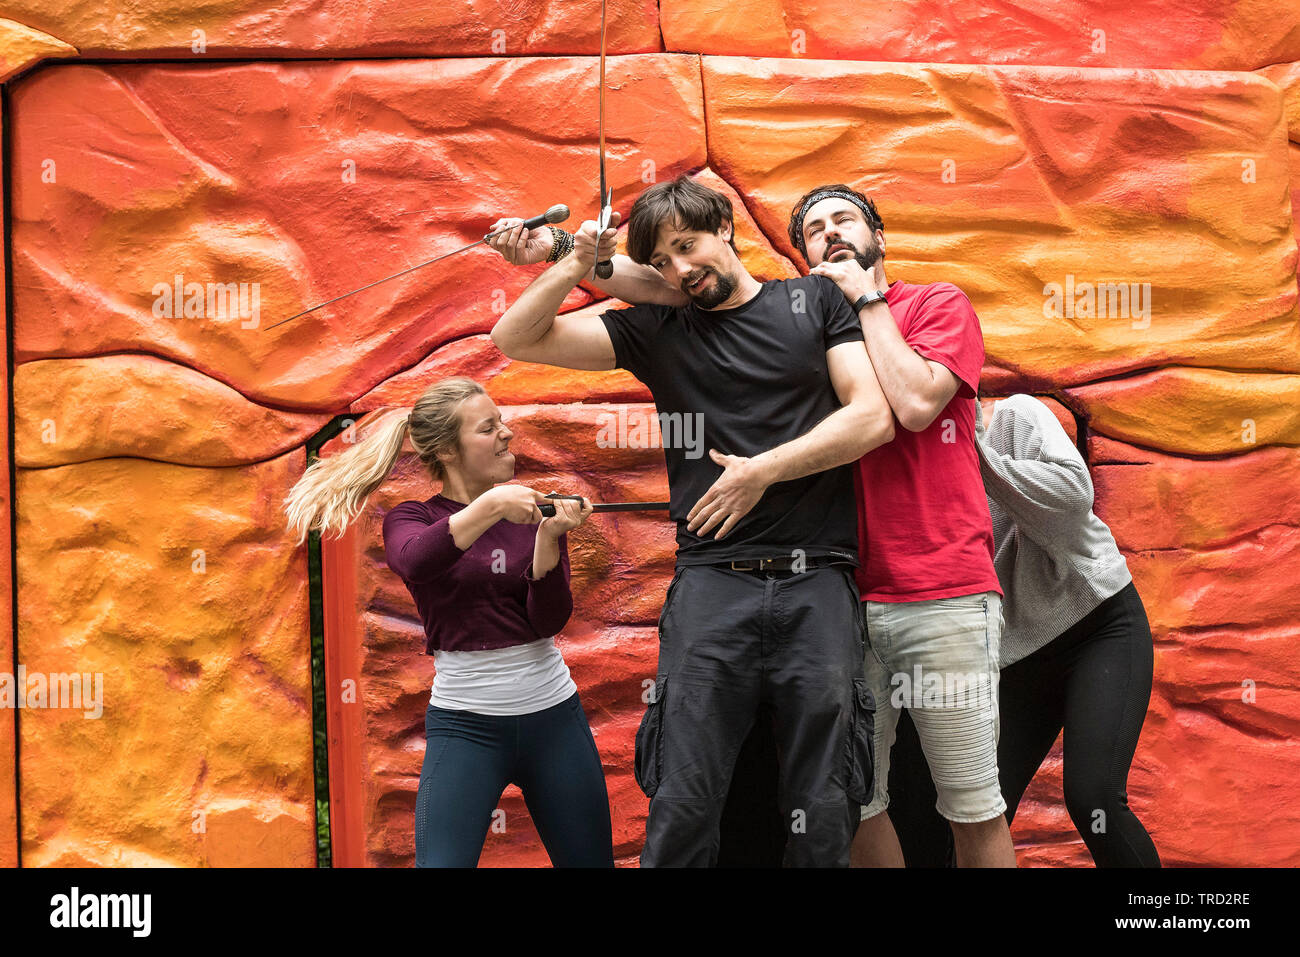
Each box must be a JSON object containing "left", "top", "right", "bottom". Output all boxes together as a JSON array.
[
  {"left": 538, "top": 493, "right": 586, "bottom": 517},
  {"left": 519, "top": 210, "right": 553, "bottom": 231}
]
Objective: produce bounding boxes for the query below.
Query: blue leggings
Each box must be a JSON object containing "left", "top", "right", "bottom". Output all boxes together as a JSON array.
[{"left": 414, "top": 692, "right": 614, "bottom": 867}]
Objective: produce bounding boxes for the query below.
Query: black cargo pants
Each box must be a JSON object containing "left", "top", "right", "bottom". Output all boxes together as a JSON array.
[{"left": 635, "top": 563, "right": 875, "bottom": 867}]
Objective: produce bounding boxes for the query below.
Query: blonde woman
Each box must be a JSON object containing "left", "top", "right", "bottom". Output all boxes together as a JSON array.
[{"left": 285, "top": 378, "right": 613, "bottom": 868}]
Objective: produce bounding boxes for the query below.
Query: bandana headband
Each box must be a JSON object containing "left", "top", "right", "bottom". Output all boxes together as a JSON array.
[{"left": 793, "top": 190, "right": 879, "bottom": 255}]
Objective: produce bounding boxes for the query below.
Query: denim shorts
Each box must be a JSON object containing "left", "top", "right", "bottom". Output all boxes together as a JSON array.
[{"left": 861, "top": 591, "right": 1007, "bottom": 825}]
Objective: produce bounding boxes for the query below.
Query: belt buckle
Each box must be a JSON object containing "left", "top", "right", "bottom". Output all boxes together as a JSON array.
[{"left": 730, "top": 558, "right": 771, "bottom": 572}]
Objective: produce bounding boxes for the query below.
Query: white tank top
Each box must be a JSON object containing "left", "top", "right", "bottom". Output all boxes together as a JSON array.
[{"left": 429, "top": 637, "right": 577, "bottom": 716}]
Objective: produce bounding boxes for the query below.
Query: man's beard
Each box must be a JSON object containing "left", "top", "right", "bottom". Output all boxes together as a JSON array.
[
  {"left": 822, "top": 237, "right": 882, "bottom": 273},
  {"left": 682, "top": 266, "right": 737, "bottom": 309}
]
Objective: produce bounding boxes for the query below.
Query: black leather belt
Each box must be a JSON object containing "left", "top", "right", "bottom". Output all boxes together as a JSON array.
[{"left": 717, "top": 555, "right": 853, "bottom": 574}]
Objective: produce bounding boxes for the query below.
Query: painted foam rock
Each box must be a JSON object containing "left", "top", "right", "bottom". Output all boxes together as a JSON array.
[
  {"left": 978, "top": 363, "right": 1034, "bottom": 396},
  {"left": 0, "top": 0, "right": 662, "bottom": 58},
  {"left": 693, "top": 167, "right": 801, "bottom": 283},
  {"left": 701, "top": 58, "right": 1299, "bottom": 387},
  {"left": 13, "top": 354, "right": 329, "bottom": 467},
  {"left": 15, "top": 452, "right": 315, "bottom": 867},
  {"left": 10, "top": 55, "right": 705, "bottom": 410},
  {"left": 1123, "top": 524, "right": 1300, "bottom": 637},
  {"left": 0, "top": 17, "right": 76, "bottom": 82},
  {"left": 1064, "top": 367, "right": 1300, "bottom": 456},
  {"left": 1259, "top": 62, "right": 1300, "bottom": 285},
  {"left": 662, "top": 0, "right": 1300, "bottom": 71},
  {"left": 355, "top": 162, "right": 804, "bottom": 413},
  {"left": 1000, "top": 610, "right": 1296, "bottom": 867},
  {"left": 1134, "top": 646, "right": 1300, "bottom": 866},
  {"left": 0, "top": 94, "right": 12, "bottom": 869},
  {"left": 352, "top": 333, "right": 649, "bottom": 412},
  {"left": 1090, "top": 436, "right": 1300, "bottom": 551}
]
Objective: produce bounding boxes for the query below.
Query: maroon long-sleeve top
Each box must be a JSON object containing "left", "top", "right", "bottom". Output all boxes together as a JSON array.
[{"left": 381, "top": 494, "right": 573, "bottom": 654}]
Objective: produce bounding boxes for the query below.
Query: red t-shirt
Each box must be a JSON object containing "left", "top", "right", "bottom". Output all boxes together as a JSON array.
[{"left": 853, "top": 280, "right": 1002, "bottom": 602}]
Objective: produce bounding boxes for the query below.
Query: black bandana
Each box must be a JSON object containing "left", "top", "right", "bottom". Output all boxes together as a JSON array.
[{"left": 793, "top": 190, "right": 878, "bottom": 255}]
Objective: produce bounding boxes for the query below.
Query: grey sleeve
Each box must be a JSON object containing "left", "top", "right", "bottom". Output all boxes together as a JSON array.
[{"left": 977, "top": 396, "right": 1094, "bottom": 547}]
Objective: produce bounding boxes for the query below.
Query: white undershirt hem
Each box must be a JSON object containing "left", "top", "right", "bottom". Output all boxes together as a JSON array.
[{"left": 429, "top": 638, "right": 577, "bottom": 716}]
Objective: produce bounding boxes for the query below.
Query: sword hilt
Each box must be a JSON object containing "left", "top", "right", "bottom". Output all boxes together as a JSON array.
[
  {"left": 538, "top": 493, "right": 586, "bottom": 517},
  {"left": 537, "top": 493, "right": 670, "bottom": 517},
  {"left": 595, "top": 189, "right": 615, "bottom": 280},
  {"left": 485, "top": 204, "right": 569, "bottom": 241}
]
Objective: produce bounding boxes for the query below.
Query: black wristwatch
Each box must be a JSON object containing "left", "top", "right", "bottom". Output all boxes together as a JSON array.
[{"left": 851, "top": 290, "right": 888, "bottom": 312}]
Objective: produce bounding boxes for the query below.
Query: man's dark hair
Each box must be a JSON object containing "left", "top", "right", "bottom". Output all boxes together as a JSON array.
[
  {"left": 787, "top": 184, "right": 884, "bottom": 259},
  {"left": 626, "top": 174, "right": 738, "bottom": 265}
]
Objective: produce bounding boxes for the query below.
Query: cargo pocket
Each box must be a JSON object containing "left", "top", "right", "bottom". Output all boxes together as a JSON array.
[
  {"left": 634, "top": 675, "right": 667, "bottom": 798},
  {"left": 844, "top": 677, "right": 876, "bottom": 804}
]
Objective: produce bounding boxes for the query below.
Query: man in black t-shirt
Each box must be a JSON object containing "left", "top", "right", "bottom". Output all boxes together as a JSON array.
[{"left": 490, "top": 175, "right": 894, "bottom": 866}]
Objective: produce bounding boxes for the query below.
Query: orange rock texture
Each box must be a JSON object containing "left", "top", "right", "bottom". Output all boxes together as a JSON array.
[
  {"left": 15, "top": 454, "right": 315, "bottom": 867},
  {"left": 2, "top": 1, "right": 1297, "bottom": 868},
  {"left": 0, "top": 95, "right": 13, "bottom": 870},
  {"left": 660, "top": 1, "right": 1300, "bottom": 70}
]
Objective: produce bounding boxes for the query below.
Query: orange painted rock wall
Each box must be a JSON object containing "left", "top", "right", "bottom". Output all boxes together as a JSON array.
[
  {"left": 0, "top": 93, "right": 15, "bottom": 869},
  {"left": 2, "top": 1, "right": 1297, "bottom": 868}
]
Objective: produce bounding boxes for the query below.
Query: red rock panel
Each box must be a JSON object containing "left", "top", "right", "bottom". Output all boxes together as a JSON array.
[
  {"left": 663, "top": 1, "right": 1300, "bottom": 71},
  {"left": 1090, "top": 435, "right": 1300, "bottom": 550},
  {"left": 1086, "top": 437, "right": 1300, "bottom": 865},
  {"left": 0, "top": 93, "right": 15, "bottom": 869},
  {"left": 9, "top": 56, "right": 705, "bottom": 411},
  {"left": 702, "top": 58, "right": 1299, "bottom": 388}
]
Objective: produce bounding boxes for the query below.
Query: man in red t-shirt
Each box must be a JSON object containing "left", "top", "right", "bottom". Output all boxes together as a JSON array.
[{"left": 790, "top": 185, "right": 1015, "bottom": 868}]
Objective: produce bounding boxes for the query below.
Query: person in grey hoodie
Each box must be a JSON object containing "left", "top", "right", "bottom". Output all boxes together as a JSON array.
[
  {"left": 880, "top": 394, "right": 1161, "bottom": 867},
  {"left": 976, "top": 393, "right": 1159, "bottom": 867}
]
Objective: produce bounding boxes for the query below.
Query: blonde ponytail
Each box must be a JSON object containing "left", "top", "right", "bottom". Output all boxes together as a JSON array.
[
  {"left": 284, "top": 408, "right": 409, "bottom": 545},
  {"left": 283, "top": 377, "right": 488, "bottom": 545}
]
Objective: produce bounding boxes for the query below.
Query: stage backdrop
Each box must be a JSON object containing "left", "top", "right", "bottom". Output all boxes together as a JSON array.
[{"left": 0, "top": 1, "right": 1297, "bottom": 867}]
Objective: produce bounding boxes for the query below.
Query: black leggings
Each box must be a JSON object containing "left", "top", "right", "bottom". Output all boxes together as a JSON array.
[
  {"left": 999, "top": 581, "right": 1159, "bottom": 866},
  {"left": 887, "top": 581, "right": 1160, "bottom": 867}
]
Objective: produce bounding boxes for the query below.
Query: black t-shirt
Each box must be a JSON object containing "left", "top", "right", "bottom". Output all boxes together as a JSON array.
[{"left": 599, "top": 274, "right": 864, "bottom": 566}]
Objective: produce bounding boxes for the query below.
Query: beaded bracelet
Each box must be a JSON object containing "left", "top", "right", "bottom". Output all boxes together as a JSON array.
[{"left": 545, "top": 226, "right": 575, "bottom": 262}]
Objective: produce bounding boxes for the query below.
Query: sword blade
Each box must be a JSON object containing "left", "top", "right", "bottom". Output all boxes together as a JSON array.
[
  {"left": 266, "top": 237, "right": 487, "bottom": 329},
  {"left": 537, "top": 500, "right": 670, "bottom": 517},
  {"left": 594, "top": 0, "right": 615, "bottom": 279},
  {"left": 591, "top": 501, "right": 671, "bottom": 513}
]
